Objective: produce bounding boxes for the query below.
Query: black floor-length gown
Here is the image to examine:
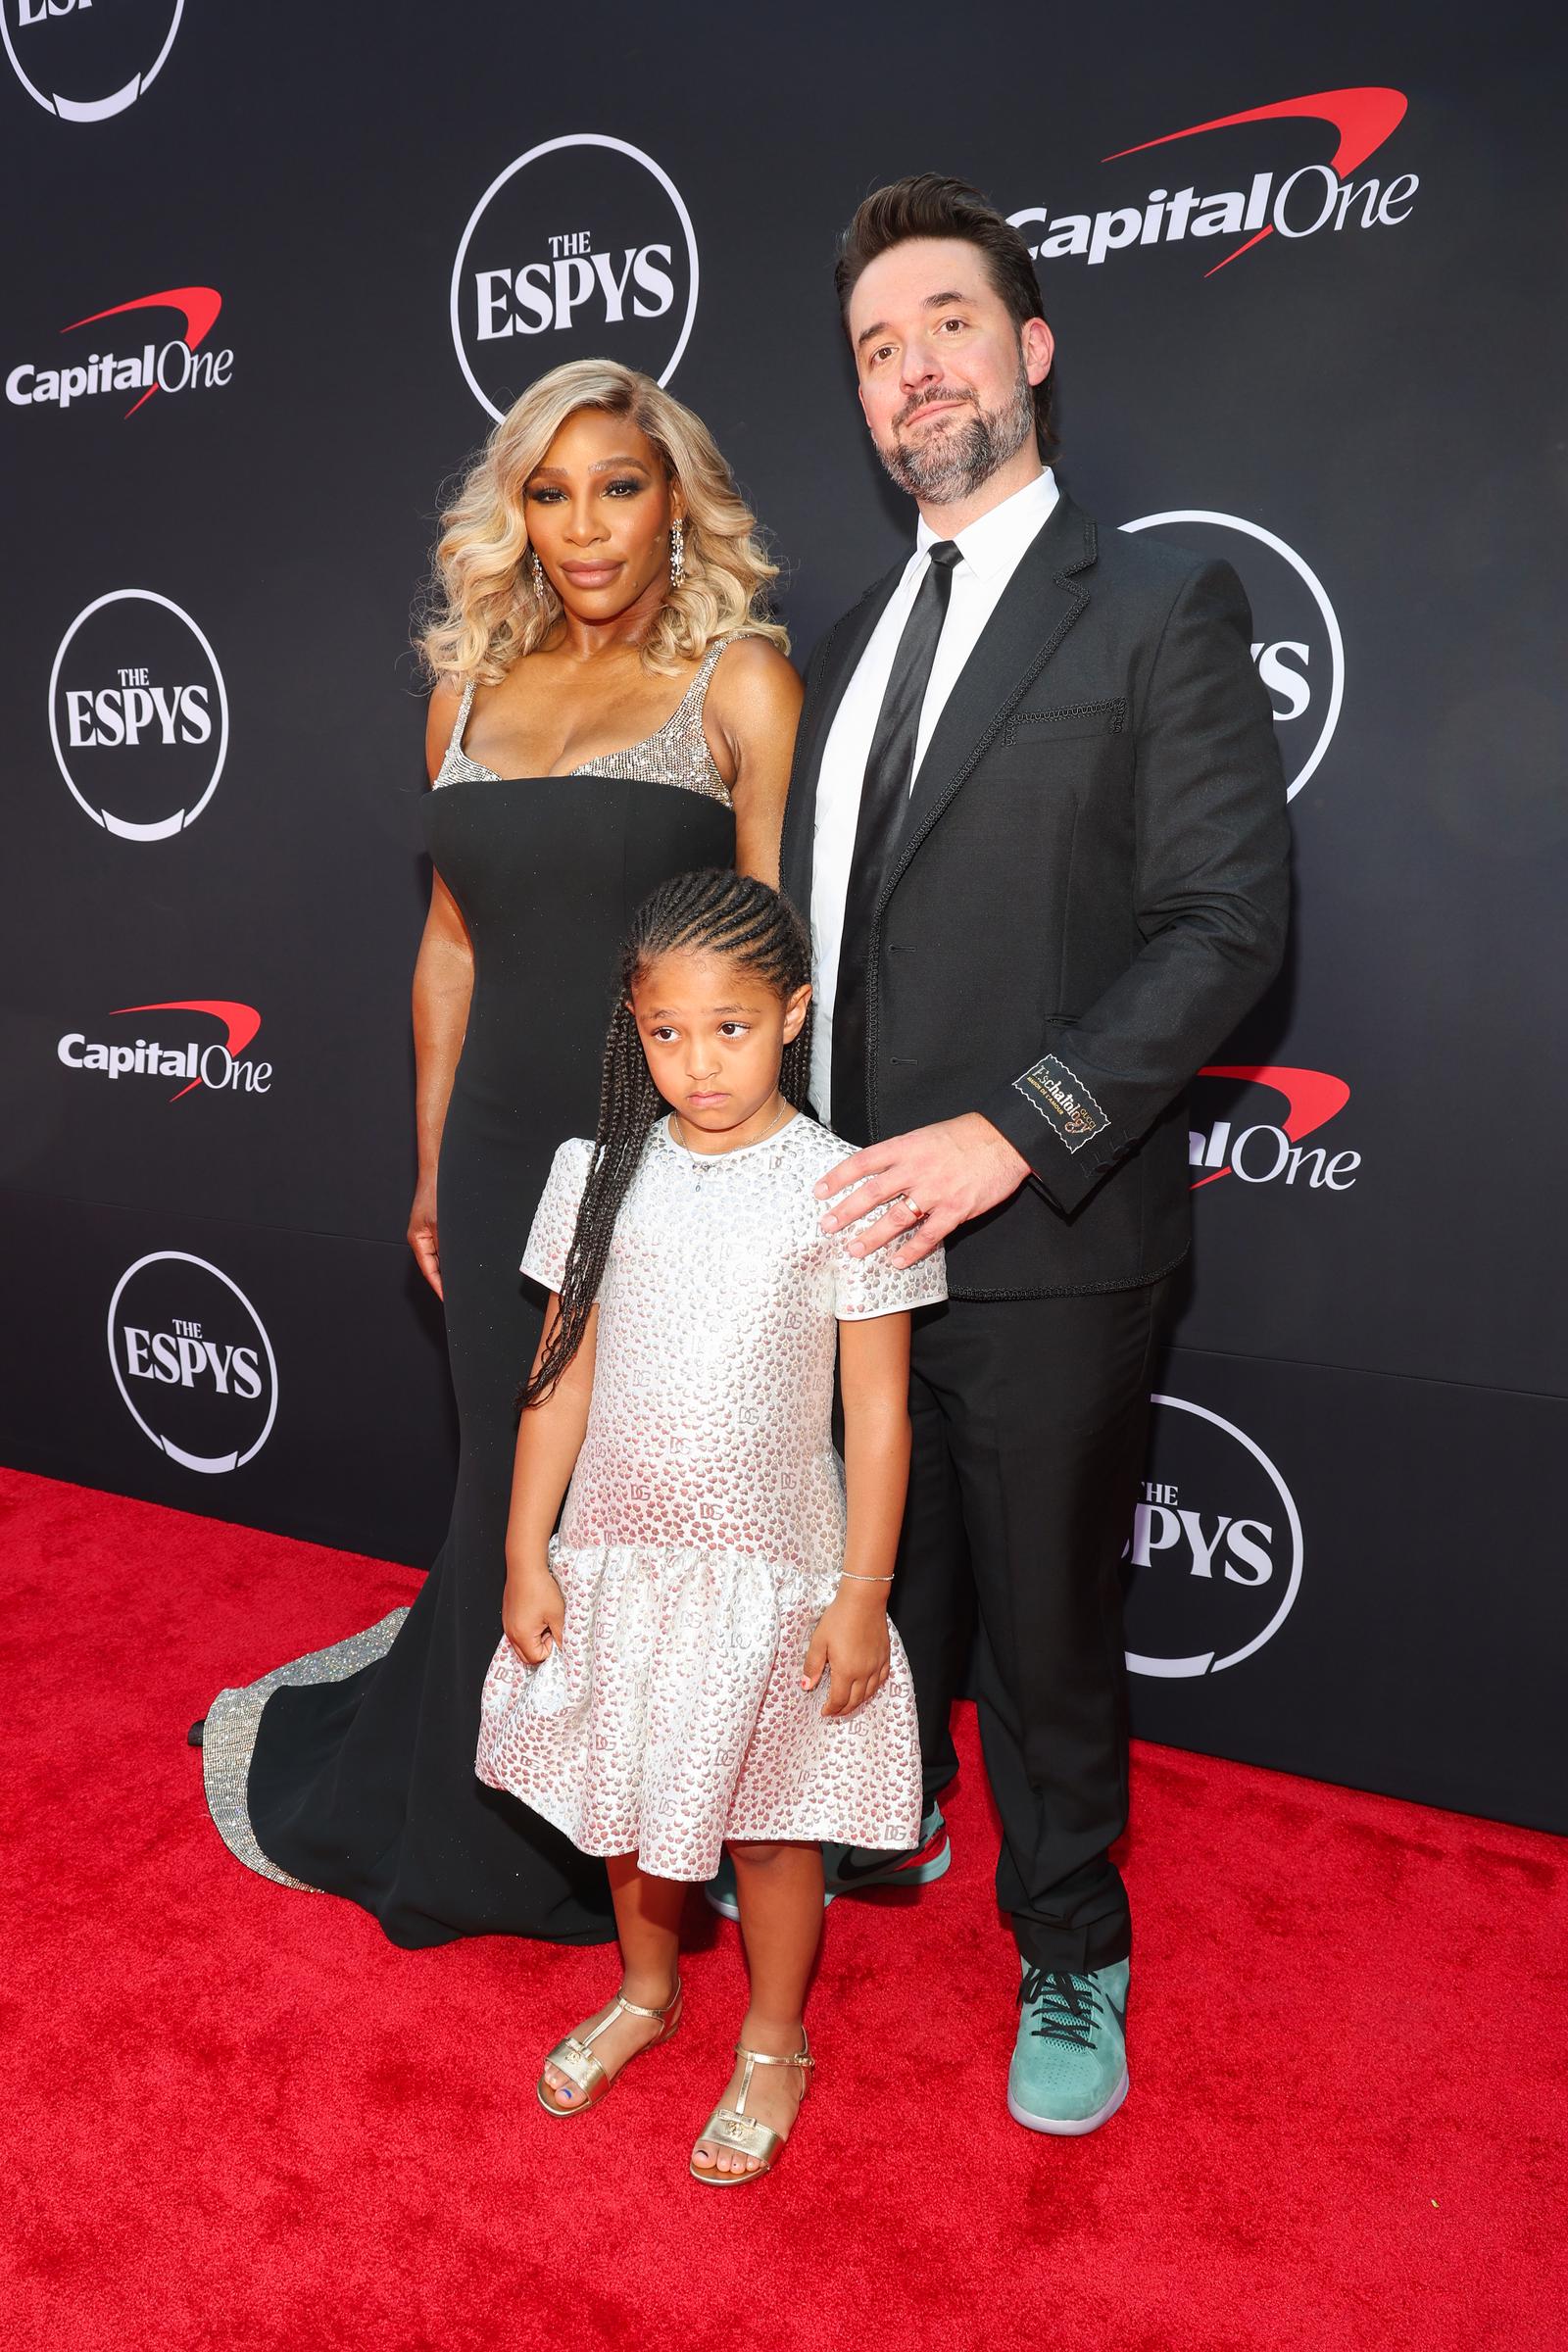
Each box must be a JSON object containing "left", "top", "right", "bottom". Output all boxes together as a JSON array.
[{"left": 200, "top": 657, "right": 734, "bottom": 1945}]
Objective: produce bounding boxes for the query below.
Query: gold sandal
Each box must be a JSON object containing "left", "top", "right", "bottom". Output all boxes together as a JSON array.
[
  {"left": 689, "top": 2032, "right": 813, "bottom": 2183},
  {"left": 536, "top": 1979, "right": 683, "bottom": 2117}
]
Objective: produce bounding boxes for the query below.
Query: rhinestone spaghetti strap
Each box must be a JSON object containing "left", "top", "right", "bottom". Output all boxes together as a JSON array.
[{"left": 434, "top": 642, "right": 730, "bottom": 802}]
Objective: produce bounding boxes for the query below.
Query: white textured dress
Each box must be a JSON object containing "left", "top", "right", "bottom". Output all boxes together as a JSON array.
[{"left": 475, "top": 1111, "right": 947, "bottom": 1880}]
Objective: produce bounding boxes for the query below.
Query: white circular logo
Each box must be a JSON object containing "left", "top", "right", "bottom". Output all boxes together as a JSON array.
[
  {"left": 451, "top": 133, "right": 699, "bottom": 420},
  {"left": 107, "top": 1250, "right": 277, "bottom": 1474},
  {"left": 1123, "top": 1395, "right": 1303, "bottom": 1677},
  {"left": 2, "top": 0, "right": 182, "bottom": 122},
  {"left": 1120, "top": 511, "right": 1344, "bottom": 801},
  {"left": 49, "top": 588, "right": 228, "bottom": 840}
]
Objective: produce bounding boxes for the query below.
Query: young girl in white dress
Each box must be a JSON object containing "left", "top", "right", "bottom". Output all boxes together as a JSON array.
[{"left": 475, "top": 867, "right": 946, "bottom": 2182}]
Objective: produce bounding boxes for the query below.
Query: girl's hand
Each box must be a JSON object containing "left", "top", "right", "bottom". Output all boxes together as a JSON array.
[
  {"left": 502, "top": 1555, "right": 564, "bottom": 1666},
  {"left": 802, "top": 1587, "right": 892, "bottom": 1719}
]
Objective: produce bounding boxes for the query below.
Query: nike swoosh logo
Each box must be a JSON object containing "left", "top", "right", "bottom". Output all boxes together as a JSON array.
[
  {"left": 1105, "top": 1996, "right": 1126, "bottom": 2031},
  {"left": 831, "top": 1823, "right": 944, "bottom": 1886},
  {"left": 831, "top": 1847, "right": 917, "bottom": 1886}
]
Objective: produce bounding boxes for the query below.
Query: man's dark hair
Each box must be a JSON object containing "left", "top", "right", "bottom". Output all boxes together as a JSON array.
[{"left": 834, "top": 173, "right": 1056, "bottom": 460}]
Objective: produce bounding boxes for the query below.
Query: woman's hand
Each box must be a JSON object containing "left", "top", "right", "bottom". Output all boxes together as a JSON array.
[
  {"left": 408, "top": 1175, "right": 442, "bottom": 1298},
  {"left": 502, "top": 1555, "right": 565, "bottom": 1666},
  {"left": 802, "top": 1586, "right": 892, "bottom": 1719}
]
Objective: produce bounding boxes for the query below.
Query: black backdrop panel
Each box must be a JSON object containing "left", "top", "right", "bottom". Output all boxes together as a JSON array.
[
  {"left": 1126, "top": 1347, "right": 1568, "bottom": 1835},
  {"left": 3, "top": 1187, "right": 455, "bottom": 1569},
  {"left": 2, "top": 1, "right": 1563, "bottom": 1828}
]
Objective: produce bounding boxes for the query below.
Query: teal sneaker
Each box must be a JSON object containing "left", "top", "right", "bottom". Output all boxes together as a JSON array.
[
  {"left": 702, "top": 1802, "right": 951, "bottom": 1923},
  {"left": 1007, "top": 1957, "right": 1130, "bottom": 2135}
]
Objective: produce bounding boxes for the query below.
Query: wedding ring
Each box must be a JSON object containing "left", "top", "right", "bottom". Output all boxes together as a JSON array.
[{"left": 903, "top": 1193, "right": 922, "bottom": 1219}]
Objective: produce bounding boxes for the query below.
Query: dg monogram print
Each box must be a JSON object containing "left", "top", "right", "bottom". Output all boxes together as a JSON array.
[{"left": 475, "top": 1114, "right": 945, "bottom": 1879}]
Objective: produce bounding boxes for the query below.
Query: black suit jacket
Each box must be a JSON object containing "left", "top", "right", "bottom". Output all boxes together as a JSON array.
[{"left": 779, "top": 491, "right": 1291, "bottom": 1299}]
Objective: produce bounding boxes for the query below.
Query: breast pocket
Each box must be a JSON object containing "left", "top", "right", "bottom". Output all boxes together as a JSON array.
[{"left": 1003, "top": 695, "right": 1128, "bottom": 747}]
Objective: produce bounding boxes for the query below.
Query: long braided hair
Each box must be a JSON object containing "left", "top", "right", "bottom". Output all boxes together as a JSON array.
[{"left": 521, "top": 868, "right": 813, "bottom": 1409}]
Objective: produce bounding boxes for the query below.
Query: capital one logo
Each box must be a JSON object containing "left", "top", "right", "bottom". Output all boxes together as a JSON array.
[
  {"left": 59, "top": 1001, "right": 270, "bottom": 1101},
  {"left": 8, "top": 286, "right": 231, "bottom": 417},
  {"left": 1124, "top": 1396, "right": 1302, "bottom": 1677},
  {"left": 1191, "top": 1065, "right": 1359, "bottom": 1192},
  {"left": 108, "top": 1250, "right": 277, "bottom": 1474},
  {"left": 3, "top": 0, "right": 182, "bottom": 123},
  {"left": 1121, "top": 513, "right": 1343, "bottom": 801},
  {"left": 1010, "top": 87, "right": 1415, "bottom": 276},
  {"left": 451, "top": 133, "right": 699, "bottom": 420},
  {"left": 50, "top": 589, "right": 228, "bottom": 839}
]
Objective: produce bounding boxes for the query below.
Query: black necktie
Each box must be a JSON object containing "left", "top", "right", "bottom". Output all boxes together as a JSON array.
[{"left": 830, "top": 539, "right": 961, "bottom": 1143}]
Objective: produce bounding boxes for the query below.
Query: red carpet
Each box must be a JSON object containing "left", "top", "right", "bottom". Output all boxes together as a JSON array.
[{"left": 2, "top": 1465, "right": 1563, "bottom": 2352}]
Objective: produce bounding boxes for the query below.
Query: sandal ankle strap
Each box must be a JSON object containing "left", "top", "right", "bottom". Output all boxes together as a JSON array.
[
  {"left": 612, "top": 1978, "right": 681, "bottom": 2026},
  {"left": 732, "top": 2036, "right": 813, "bottom": 2069},
  {"left": 574, "top": 1980, "right": 681, "bottom": 2050}
]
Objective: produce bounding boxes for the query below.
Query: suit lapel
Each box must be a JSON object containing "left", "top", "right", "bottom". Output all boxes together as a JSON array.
[
  {"left": 884, "top": 495, "right": 1099, "bottom": 909},
  {"left": 780, "top": 563, "right": 906, "bottom": 916}
]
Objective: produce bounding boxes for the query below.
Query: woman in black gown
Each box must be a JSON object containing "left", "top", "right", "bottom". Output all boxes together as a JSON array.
[{"left": 200, "top": 360, "right": 802, "bottom": 1946}]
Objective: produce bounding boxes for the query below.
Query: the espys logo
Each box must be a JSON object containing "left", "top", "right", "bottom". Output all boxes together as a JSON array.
[
  {"left": 3, "top": 0, "right": 182, "bottom": 123},
  {"left": 8, "top": 286, "right": 231, "bottom": 417},
  {"left": 1121, "top": 512, "right": 1342, "bottom": 801},
  {"left": 1010, "top": 87, "right": 1414, "bottom": 276},
  {"left": 1124, "top": 1396, "right": 1302, "bottom": 1678},
  {"left": 58, "top": 1001, "right": 270, "bottom": 1102},
  {"left": 1191, "top": 1065, "right": 1359, "bottom": 1192},
  {"left": 50, "top": 589, "right": 228, "bottom": 839},
  {"left": 108, "top": 1250, "right": 277, "bottom": 1475},
  {"left": 451, "top": 133, "right": 698, "bottom": 420}
]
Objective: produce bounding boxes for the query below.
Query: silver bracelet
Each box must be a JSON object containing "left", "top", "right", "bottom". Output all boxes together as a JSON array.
[{"left": 837, "top": 1569, "right": 895, "bottom": 1583}]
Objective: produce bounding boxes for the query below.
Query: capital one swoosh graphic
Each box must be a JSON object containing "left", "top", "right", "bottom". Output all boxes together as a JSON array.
[
  {"left": 1105, "top": 87, "right": 1408, "bottom": 275},
  {"left": 112, "top": 998, "right": 260, "bottom": 1101},
  {"left": 1191, "top": 1063, "right": 1350, "bottom": 1189},
  {"left": 62, "top": 286, "right": 222, "bottom": 416}
]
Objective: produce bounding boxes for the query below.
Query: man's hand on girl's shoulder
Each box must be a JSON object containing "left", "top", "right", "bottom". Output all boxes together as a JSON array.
[{"left": 814, "top": 1113, "right": 1031, "bottom": 1264}]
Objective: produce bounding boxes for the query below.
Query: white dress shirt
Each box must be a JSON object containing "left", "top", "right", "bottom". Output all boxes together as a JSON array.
[{"left": 808, "top": 466, "right": 1059, "bottom": 1119}]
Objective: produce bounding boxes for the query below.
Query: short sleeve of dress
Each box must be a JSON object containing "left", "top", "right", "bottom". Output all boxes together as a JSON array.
[
  {"left": 520, "top": 1137, "right": 594, "bottom": 1293},
  {"left": 830, "top": 1186, "right": 949, "bottom": 1322}
]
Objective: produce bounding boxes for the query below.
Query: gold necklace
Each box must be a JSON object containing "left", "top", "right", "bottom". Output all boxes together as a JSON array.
[{"left": 670, "top": 1096, "right": 791, "bottom": 1167}]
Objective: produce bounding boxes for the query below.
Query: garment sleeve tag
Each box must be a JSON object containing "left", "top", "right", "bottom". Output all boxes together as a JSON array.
[{"left": 1011, "top": 1054, "right": 1109, "bottom": 1153}]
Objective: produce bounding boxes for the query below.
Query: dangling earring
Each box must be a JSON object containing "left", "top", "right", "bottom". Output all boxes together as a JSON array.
[
  {"left": 530, "top": 549, "right": 547, "bottom": 595},
  {"left": 668, "top": 516, "right": 685, "bottom": 587}
]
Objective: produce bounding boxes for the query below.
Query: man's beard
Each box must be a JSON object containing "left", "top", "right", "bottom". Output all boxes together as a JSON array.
[{"left": 877, "top": 361, "right": 1037, "bottom": 505}]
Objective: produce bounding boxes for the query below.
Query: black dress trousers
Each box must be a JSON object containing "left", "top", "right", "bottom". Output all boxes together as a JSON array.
[{"left": 890, "top": 1276, "right": 1175, "bottom": 1974}]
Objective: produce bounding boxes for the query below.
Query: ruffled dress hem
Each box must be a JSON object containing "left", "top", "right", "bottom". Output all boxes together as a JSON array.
[
  {"left": 472, "top": 1773, "right": 923, "bottom": 1884},
  {"left": 474, "top": 1533, "right": 923, "bottom": 1882}
]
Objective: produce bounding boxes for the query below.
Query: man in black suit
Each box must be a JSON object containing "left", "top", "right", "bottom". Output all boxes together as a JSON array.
[{"left": 779, "top": 175, "right": 1290, "bottom": 2133}]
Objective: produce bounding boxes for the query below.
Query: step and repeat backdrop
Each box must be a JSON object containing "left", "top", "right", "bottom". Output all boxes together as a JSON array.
[{"left": 3, "top": 5, "right": 1562, "bottom": 1831}]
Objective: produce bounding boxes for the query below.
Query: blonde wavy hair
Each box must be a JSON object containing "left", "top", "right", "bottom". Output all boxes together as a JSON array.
[{"left": 418, "top": 360, "right": 788, "bottom": 684}]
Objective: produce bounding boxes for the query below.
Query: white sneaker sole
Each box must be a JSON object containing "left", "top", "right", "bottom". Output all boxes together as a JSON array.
[{"left": 1007, "top": 2064, "right": 1129, "bottom": 2137}]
